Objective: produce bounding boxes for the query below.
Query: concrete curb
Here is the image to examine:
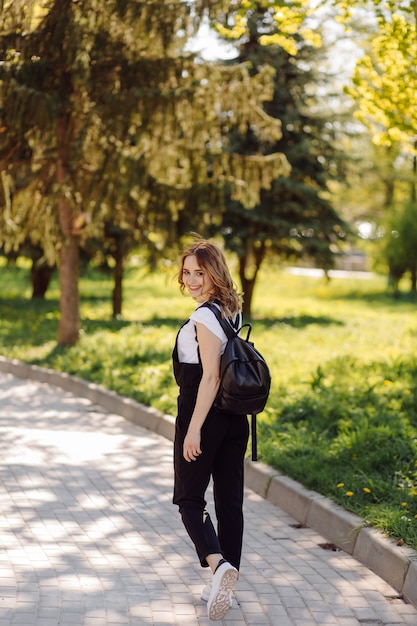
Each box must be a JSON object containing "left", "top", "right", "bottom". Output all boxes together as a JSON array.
[
  {"left": 245, "top": 460, "right": 417, "bottom": 607},
  {"left": 0, "top": 356, "right": 416, "bottom": 609}
]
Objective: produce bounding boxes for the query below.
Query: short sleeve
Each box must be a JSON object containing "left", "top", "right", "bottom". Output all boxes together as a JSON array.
[{"left": 190, "top": 306, "right": 227, "bottom": 343}]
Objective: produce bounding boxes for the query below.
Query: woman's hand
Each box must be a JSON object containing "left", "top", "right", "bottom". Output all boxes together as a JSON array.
[{"left": 183, "top": 429, "right": 202, "bottom": 462}]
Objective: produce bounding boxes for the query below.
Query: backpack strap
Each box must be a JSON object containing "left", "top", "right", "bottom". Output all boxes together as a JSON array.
[
  {"left": 201, "top": 302, "right": 252, "bottom": 342},
  {"left": 251, "top": 414, "right": 257, "bottom": 462},
  {"left": 200, "top": 302, "right": 238, "bottom": 340}
]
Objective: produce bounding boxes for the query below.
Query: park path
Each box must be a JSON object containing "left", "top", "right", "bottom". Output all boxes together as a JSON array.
[{"left": 0, "top": 371, "right": 417, "bottom": 626}]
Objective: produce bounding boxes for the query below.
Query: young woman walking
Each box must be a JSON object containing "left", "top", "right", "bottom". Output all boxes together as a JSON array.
[{"left": 172, "top": 238, "right": 249, "bottom": 621}]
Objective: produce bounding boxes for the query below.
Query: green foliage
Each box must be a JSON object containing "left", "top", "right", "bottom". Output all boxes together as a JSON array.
[
  {"left": 49, "top": 324, "right": 177, "bottom": 412},
  {"left": 214, "top": 0, "right": 321, "bottom": 54},
  {"left": 261, "top": 355, "right": 417, "bottom": 494},
  {"left": 345, "top": 5, "right": 417, "bottom": 152},
  {"left": 328, "top": 0, "right": 417, "bottom": 269},
  {"left": 0, "top": 0, "right": 290, "bottom": 257},
  {"left": 261, "top": 358, "right": 417, "bottom": 549},
  {"left": 376, "top": 201, "right": 417, "bottom": 292},
  {"left": 1, "top": 260, "right": 417, "bottom": 549},
  {"left": 0, "top": 0, "right": 292, "bottom": 343},
  {"left": 212, "top": 3, "right": 349, "bottom": 316}
]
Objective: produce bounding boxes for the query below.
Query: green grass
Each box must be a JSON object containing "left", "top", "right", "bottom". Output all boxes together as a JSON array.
[{"left": 1, "top": 258, "right": 417, "bottom": 550}]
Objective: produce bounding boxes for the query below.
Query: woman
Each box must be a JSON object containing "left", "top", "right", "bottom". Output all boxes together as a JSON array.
[{"left": 172, "top": 238, "right": 249, "bottom": 622}]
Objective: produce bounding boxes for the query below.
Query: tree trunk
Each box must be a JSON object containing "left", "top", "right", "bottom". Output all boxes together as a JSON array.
[
  {"left": 31, "top": 262, "right": 55, "bottom": 299},
  {"left": 411, "top": 266, "right": 416, "bottom": 294},
  {"left": 56, "top": 114, "right": 80, "bottom": 346},
  {"left": 58, "top": 231, "right": 80, "bottom": 345},
  {"left": 112, "top": 238, "right": 124, "bottom": 318},
  {"left": 240, "top": 272, "right": 256, "bottom": 318},
  {"left": 238, "top": 241, "right": 266, "bottom": 318}
]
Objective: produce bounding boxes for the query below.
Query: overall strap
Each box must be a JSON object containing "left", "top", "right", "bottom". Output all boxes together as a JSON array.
[{"left": 172, "top": 319, "right": 193, "bottom": 363}]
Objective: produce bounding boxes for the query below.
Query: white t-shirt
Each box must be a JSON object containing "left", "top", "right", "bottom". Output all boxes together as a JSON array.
[{"left": 177, "top": 304, "right": 240, "bottom": 364}]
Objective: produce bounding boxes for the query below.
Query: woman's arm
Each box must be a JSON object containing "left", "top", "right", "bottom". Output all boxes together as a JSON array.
[{"left": 183, "top": 321, "right": 221, "bottom": 462}]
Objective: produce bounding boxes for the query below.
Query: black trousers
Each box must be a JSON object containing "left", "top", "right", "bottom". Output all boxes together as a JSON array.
[{"left": 173, "top": 370, "right": 249, "bottom": 570}]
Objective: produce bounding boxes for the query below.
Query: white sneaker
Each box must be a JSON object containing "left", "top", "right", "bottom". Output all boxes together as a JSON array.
[
  {"left": 201, "top": 584, "right": 235, "bottom": 607},
  {"left": 206, "top": 560, "right": 238, "bottom": 621}
]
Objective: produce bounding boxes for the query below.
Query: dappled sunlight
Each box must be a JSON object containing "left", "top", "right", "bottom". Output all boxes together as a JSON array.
[
  {"left": 0, "top": 373, "right": 190, "bottom": 624},
  {"left": 2, "top": 428, "right": 149, "bottom": 464},
  {"left": 1, "top": 372, "right": 416, "bottom": 624}
]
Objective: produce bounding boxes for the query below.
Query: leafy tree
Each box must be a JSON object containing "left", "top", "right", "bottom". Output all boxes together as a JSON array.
[
  {"left": 214, "top": 0, "right": 321, "bottom": 54},
  {"left": 344, "top": 1, "right": 417, "bottom": 192},
  {"left": 333, "top": 0, "right": 417, "bottom": 284},
  {"left": 328, "top": 0, "right": 416, "bottom": 193},
  {"left": 0, "top": 0, "right": 289, "bottom": 343}
]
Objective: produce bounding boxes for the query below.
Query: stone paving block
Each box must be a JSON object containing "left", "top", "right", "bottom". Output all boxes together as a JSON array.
[
  {"left": 400, "top": 606, "right": 417, "bottom": 623},
  {"left": 0, "top": 357, "right": 31, "bottom": 379},
  {"left": 47, "top": 370, "right": 86, "bottom": 393},
  {"left": 242, "top": 615, "right": 271, "bottom": 625},
  {"left": 353, "top": 526, "right": 411, "bottom": 593},
  {"left": 244, "top": 460, "right": 279, "bottom": 499},
  {"left": 402, "top": 557, "right": 417, "bottom": 608},
  {"left": 306, "top": 494, "right": 362, "bottom": 555},
  {"left": 155, "top": 413, "right": 176, "bottom": 442},
  {"left": 266, "top": 473, "right": 317, "bottom": 525}
]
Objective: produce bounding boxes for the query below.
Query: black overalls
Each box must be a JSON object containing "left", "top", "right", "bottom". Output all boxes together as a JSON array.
[{"left": 172, "top": 318, "right": 249, "bottom": 570}]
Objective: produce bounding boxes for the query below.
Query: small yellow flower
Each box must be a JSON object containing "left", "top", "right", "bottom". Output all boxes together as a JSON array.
[
  {"left": 383, "top": 379, "right": 393, "bottom": 385},
  {"left": 401, "top": 502, "right": 407, "bottom": 507},
  {"left": 337, "top": 482, "right": 344, "bottom": 488},
  {"left": 346, "top": 491, "right": 354, "bottom": 497},
  {"left": 363, "top": 487, "right": 371, "bottom": 494}
]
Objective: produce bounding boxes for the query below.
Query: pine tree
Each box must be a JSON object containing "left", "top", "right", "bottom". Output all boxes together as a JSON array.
[{"left": 211, "top": 5, "right": 348, "bottom": 316}]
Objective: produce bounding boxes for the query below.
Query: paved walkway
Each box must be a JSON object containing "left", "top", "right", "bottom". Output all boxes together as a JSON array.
[{"left": 1, "top": 372, "right": 417, "bottom": 626}]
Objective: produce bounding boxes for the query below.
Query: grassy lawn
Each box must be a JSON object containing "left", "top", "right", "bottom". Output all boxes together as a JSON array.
[{"left": 1, "top": 258, "right": 417, "bottom": 550}]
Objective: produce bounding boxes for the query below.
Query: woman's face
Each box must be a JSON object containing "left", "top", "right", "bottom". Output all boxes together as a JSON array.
[{"left": 182, "top": 254, "right": 215, "bottom": 302}]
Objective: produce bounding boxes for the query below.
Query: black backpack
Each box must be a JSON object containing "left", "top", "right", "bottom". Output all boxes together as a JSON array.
[{"left": 202, "top": 303, "right": 271, "bottom": 461}]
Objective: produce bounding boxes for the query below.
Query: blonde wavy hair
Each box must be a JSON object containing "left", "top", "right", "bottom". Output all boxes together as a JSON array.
[{"left": 178, "top": 238, "right": 242, "bottom": 318}]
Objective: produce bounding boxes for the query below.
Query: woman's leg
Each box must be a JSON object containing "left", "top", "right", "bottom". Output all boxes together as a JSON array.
[
  {"left": 211, "top": 414, "right": 249, "bottom": 570},
  {"left": 173, "top": 409, "right": 225, "bottom": 566}
]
